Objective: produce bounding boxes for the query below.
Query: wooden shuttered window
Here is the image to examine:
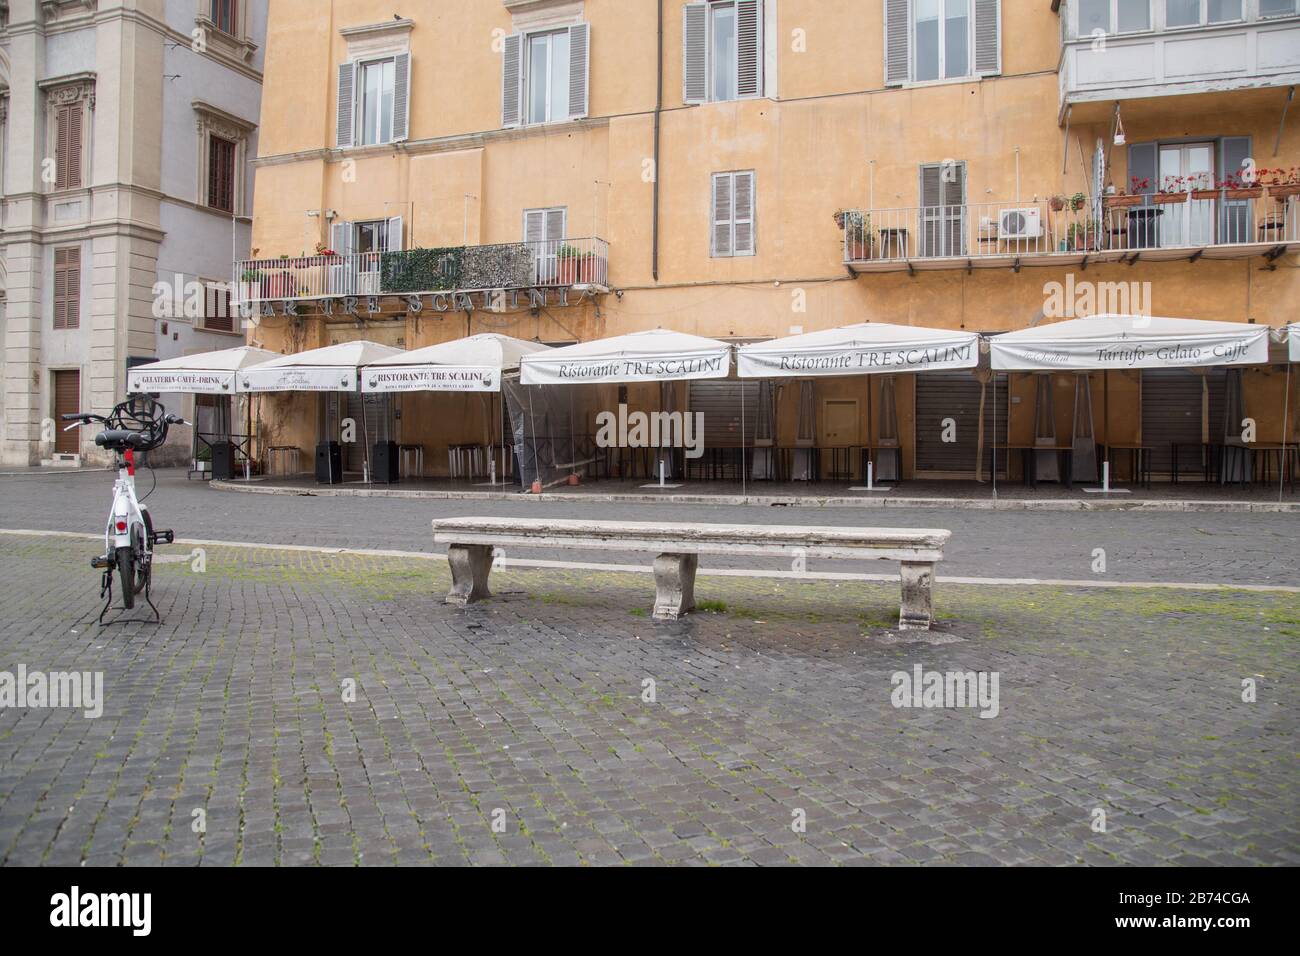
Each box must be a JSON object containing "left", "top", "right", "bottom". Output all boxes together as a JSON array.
[
  {"left": 711, "top": 170, "right": 755, "bottom": 257},
  {"left": 567, "top": 22, "right": 590, "bottom": 120},
  {"left": 53, "top": 247, "right": 81, "bottom": 330},
  {"left": 683, "top": 3, "right": 709, "bottom": 103},
  {"left": 919, "top": 162, "right": 966, "bottom": 257},
  {"left": 392, "top": 52, "right": 411, "bottom": 141},
  {"left": 973, "top": 0, "right": 1002, "bottom": 76},
  {"left": 55, "top": 104, "right": 83, "bottom": 189},
  {"left": 684, "top": 1, "right": 762, "bottom": 103},
  {"left": 502, "top": 33, "right": 523, "bottom": 127},
  {"left": 735, "top": 0, "right": 762, "bottom": 98},
  {"left": 884, "top": 0, "right": 910, "bottom": 86},
  {"left": 337, "top": 62, "right": 355, "bottom": 148},
  {"left": 207, "top": 135, "right": 236, "bottom": 212},
  {"left": 205, "top": 284, "right": 234, "bottom": 332}
]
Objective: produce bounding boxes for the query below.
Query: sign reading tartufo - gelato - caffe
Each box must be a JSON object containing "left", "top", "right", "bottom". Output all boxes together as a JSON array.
[
  {"left": 362, "top": 365, "right": 500, "bottom": 393},
  {"left": 240, "top": 366, "right": 357, "bottom": 392}
]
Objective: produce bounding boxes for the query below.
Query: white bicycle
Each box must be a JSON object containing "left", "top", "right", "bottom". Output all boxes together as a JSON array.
[{"left": 62, "top": 394, "right": 187, "bottom": 623}]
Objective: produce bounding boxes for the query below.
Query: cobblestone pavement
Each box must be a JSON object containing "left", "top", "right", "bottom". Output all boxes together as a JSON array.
[
  {"left": 2, "top": 468, "right": 1299, "bottom": 586},
  {"left": 0, "top": 533, "right": 1294, "bottom": 866}
]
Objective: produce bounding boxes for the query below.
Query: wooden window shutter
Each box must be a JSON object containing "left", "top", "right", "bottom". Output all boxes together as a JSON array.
[
  {"left": 54, "top": 247, "right": 80, "bottom": 329},
  {"left": 56, "top": 105, "right": 83, "bottom": 189},
  {"left": 386, "top": 216, "right": 404, "bottom": 252},
  {"left": 336, "top": 62, "right": 355, "bottom": 148},
  {"left": 884, "top": 0, "right": 911, "bottom": 86},
  {"left": 392, "top": 52, "right": 411, "bottom": 141},
  {"left": 712, "top": 173, "right": 734, "bottom": 257},
  {"left": 524, "top": 209, "right": 546, "bottom": 245},
  {"left": 502, "top": 33, "right": 523, "bottom": 128},
  {"left": 545, "top": 208, "right": 566, "bottom": 242},
  {"left": 736, "top": 0, "right": 762, "bottom": 98},
  {"left": 568, "top": 22, "right": 590, "bottom": 120},
  {"left": 973, "top": 0, "right": 1001, "bottom": 76},
  {"left": 733, "top": 171, "right": 755, "bottom": 255},
  {"left": 683, "top": 3, "right": 708, "bottom": 104}
]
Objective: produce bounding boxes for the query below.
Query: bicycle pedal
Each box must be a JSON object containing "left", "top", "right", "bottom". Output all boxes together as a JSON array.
[
  {"left": 90, "top": 555, "right": 113, "bottom": 570},
  {"left": 150, "top": 530, "right": 175, "bottom": 545}
]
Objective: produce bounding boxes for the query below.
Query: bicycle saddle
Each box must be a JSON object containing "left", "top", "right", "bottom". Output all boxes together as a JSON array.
[{"left": 96, "top": 430, "right": 148, "bottom": 449}]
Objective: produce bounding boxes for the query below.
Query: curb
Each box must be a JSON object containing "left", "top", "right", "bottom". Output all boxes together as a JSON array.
[{"left": 209, "top": 479, "right": 1300, "bottom": 513}]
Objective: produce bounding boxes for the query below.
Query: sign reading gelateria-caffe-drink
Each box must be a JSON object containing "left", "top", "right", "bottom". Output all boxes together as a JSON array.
[
  {"left": 127, "top": 370, "right": 236, "bottom": 394},
  {"left": 362, "top": 365, "right": 500, "bottom": 393}
]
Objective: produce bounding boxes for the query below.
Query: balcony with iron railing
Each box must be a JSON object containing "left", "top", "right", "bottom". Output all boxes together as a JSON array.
[
  {"left": 233, "top": 236, "right": 609, "bottom": 307},
  {"left": 842, "top": 189, "right": 1300, "bottom": 273}
]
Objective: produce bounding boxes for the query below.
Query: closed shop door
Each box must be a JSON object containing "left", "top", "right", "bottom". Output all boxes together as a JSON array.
[
  {"left": 688, "top": 380, "right": 758, "bottom": 447},
  {"left": 915, "top": 371, "right": 1006, "bottom": 476},
  {"left": 53, "top": 370, "right": 80, "bottom": 454},
  {"left": 1141, "top": 368, "right": 1226, "bottom": 474}
]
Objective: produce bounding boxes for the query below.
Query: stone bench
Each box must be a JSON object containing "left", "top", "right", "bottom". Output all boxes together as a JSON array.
[{"left": 432, "top": 517, "right": 951, "bottom": 630}]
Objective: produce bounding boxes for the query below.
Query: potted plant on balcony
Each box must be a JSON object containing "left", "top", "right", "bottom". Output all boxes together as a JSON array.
[
  {"left": 1068, "top": 219, "right": 1100, "bottom": 251},
  {"left": 576, "top": 247, "right": 607, "bottom": 285},
  {"left": 833, "top": 209, "right": 874, "bottom": 260},
  {"left": 1104, "top": 183, "right": 1144, "bottom": 209},
  {"left": 556, "top": 244, "right": 583, "bottom": 285},
  {"left": 1152, "top": 176, "right": 1188, "bottom": 203},
  {"left": 1261, "top": 166, "right": 1300, "bottom": 199}
]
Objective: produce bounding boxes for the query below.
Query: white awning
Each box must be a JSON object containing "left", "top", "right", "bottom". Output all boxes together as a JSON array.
[
  {"left": 361, "top": 333, "right": 552, "bottom": 393},
  {"left": 990, "top": 314, "right": 1270, "bottom": 370},
  {"left": 738, "top": 322, "right": 980, "bottom": 378},
  {"left": 127, "top": 346, "right": 281, "bottom": 394},
  {"left": 519, "top": 328, "right": 732, "bottom": 385},
  {"left": 239, "top": 340, "right": 404, "bottom": 392},
  {"left": 1290, "top": 324, "right": 1300, "bottom": 363}
]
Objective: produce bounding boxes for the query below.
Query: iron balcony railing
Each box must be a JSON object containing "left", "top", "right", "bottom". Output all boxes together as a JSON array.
[
  {"left": 842, "top": 192, "right": 1300, "bottom": 264},
  {"left": 234, "top": 236, "right": 609, "bottom": 306}
]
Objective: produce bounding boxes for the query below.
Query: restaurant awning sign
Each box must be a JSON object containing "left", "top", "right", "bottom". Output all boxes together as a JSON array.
[
  {"left": 990, "top": 314, "right": 1270, "bottom": 370},
  {"left": 362, "top": 365, "right": 500, "bottom": 393},
  {"left": 738, "top": 323, "right": 980, "bottom": 378},
  {"left": 520, "top": 329, "right": 732, "bottom": 385},
  {"left": 127, "top": 370, "right": 236, "bottom": 394},
  {"left": 240, "top": 366, "right": 357, "bottom": 392}
]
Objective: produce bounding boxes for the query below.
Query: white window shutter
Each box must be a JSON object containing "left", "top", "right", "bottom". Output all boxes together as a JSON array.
[
  {"left": 712, "top": 173, "right": 733, "bottom": 257},
  {"left": 524, "top": 209, "right": 546, "bottom": 244},
  {"left": 392, "top": 52, "right": 411, "bottom": 140},
  {"left": 386, "top": 216, "right": 404, "bottom": 252},
  {"left": 330, "top": 221, "right": 351, "bottom": 255},
  {"left": 546, "top": 208, "right": 566, "bottom": 241},
  {"left": 568, "top": 23, "right": 590, "bottom": 120},
  {"left": 973, "top": 0, "right": 1001, "bottom": 76},
  {"left": 733, "top": 171, "right": 755, "bottom": 255},
  {"left": 502, "top": 33, "right": 523, "bottom": 128},
  {"left": 336, "top": 62, "right": 355, "bottom": 148},
  {"left": 884, "top": 0, "right": 910, "bottom": 86},
  {"left": 683, "top": 2, "right": 708, "bottom": 104},
  {"left": 736, "top": 0, "right": 762, "bottom": 98}
]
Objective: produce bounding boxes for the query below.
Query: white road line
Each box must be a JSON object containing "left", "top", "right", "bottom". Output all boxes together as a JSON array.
[{"left": 4, "top": 527, "right": 1296, "bottom": 593}]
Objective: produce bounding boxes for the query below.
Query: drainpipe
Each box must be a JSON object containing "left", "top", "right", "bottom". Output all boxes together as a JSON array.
[{"left": 652, "top": 0, "right": 663, "bottom": 282}]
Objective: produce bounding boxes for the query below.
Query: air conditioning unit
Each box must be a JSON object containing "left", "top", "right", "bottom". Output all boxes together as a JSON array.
[{"left": 999, "top": 207, "right": 1043, "bottom": 239}]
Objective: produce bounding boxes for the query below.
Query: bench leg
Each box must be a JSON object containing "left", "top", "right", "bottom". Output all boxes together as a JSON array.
[
  {"left": 653, "top": 552, "right": 697, "bottom": 620},
  {"left": 898, "top": 561, "right": 935, "bottom": 631},
  {"left": 446, "top": 544, "right": 493, "bottom": 605}
]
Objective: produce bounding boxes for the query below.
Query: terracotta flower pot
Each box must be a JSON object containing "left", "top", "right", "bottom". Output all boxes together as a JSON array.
[
  {"left": 1104, "top": 195, "right": 1143, "bottom": 208},
  {"left": 1224, "top": 187, "right": 1264, "bottom": 200},
  {"left": 1152, "top": 193, "right": 1187, "bottom": 204},
  {"left": 1269, "top": 183, "right": 1300, "bottom": 199}
]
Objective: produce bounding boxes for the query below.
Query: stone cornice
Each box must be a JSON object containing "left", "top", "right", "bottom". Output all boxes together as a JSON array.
[
  {"left": 193, "top": 99, "right": 258, "bottom": 137},
  {"left": 252, "top": 115, "right": 610, "bottom": 169},
  {"left": 339, "top": 18, "right": 414, "bottom": 39}
]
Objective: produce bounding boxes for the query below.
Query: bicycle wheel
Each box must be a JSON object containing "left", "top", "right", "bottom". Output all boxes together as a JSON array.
[
  {"left": 115, "top": 546, "right": 136, "bottom": 609},
  {"left": 136, "top": 512, "right": 153, "bottom": 595}
]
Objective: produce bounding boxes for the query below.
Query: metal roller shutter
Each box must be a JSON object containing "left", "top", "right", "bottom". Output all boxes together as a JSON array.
[
  {"left": 915, "top": 371, "right": 1006, "bottom": 476},
  {"left": 53, "top": 370, "right": 81, "bottom": 455},
  {"left": 688, "top": 380, "right": 759, "bottom": 448},
  {"left": 1141, "top": 368, "right": 1226, "bottom": 475}
]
